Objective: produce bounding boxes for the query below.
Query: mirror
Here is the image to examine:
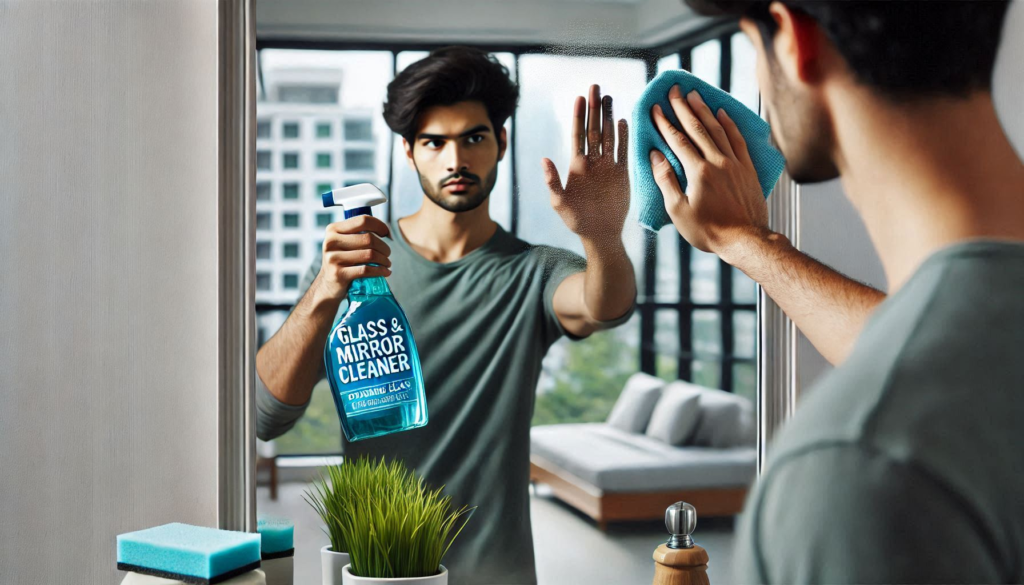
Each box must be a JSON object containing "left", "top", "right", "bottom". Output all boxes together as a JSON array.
[{"left": 252, "top": 2, "right": 761, "bottom": 583}]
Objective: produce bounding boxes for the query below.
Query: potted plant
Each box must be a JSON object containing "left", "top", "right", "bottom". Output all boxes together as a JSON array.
[{"left": 306, "top": 457, "right": 474, "bottom": 585}]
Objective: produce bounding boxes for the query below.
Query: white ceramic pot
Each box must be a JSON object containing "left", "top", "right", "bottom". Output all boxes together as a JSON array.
[
  {"left": 341, "top": 564, "right": 448, "bottom": 585},
  {"left": 322, "top": 545, "right": 351, "bottom": 585}
]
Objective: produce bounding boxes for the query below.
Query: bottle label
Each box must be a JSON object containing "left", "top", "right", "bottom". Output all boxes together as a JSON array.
[{"left": 328, "top": 317, "right": 417, "bottom": 416}]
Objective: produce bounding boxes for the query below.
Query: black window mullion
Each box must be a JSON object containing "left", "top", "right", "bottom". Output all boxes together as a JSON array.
[
  {"left": 386, "top": 50, "right": 398, "bottom": 221},
  {"left": 640, "top": 231, "right": 658, "bottom": 375},
  {"left": 677, "top": 48, "right": 694, "bottom": 382}
]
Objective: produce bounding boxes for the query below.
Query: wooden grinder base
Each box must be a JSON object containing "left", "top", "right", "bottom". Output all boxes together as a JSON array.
[{"left": 652, "top": 543, "right": 710, "bottom": 585}]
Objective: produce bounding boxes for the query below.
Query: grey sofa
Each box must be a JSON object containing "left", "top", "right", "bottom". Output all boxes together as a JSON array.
[{"left": 530, "top": 373, "right": 757, "bottom": 530}]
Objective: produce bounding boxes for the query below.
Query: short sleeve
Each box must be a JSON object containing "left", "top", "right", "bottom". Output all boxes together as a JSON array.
[
  {"left": 532, "top": 245, "right": 586, "bottom": 344},
  {"left": 734, "top": 445, "right": 1004, "bottom": 584}
]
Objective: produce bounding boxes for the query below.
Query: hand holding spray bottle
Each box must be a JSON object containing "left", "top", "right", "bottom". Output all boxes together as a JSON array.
[{"left": 321, "top": 184, "right": 427, "bottom": 441}]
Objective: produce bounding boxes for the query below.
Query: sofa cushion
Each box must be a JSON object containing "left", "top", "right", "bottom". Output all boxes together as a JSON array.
[
  {"left": 645, "top": 382, "right": 702, "bottom": 445},
  {"left": 689, "top": 385, "right": 756, "bottom": 448},
  {"left": 605, "top": 372, "right": 665, "bottom": 433},
  {"left": 531, "top": 423, "right": 756, "bottom": 492}
]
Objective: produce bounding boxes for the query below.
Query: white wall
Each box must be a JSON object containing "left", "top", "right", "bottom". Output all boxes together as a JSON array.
[
  {"left": 0, "top": 1, "right": 221, "bottom": 582},
  {"left": 795, "top": 0, "right": 1024, "bottom": 393}
]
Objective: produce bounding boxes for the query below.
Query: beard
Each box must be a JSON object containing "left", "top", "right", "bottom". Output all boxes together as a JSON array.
[
  {"left": 417, "top": 163, "right": 499, "bottom": 213},
  {"left": 766, "top": 57, "right": 840, "bottom": 184}
]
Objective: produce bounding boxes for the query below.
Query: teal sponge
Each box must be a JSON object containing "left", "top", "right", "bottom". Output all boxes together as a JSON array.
[
  {"left": 256, "top": 517, "right": 294, "bottom": 559},
  {"left": 117, "top": 523, "right": 261, "bottom": 584}
]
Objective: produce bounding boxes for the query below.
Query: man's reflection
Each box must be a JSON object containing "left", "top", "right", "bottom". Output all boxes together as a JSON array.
[{"left": 255, "top": 46, "right": 637, "bottom": 585}]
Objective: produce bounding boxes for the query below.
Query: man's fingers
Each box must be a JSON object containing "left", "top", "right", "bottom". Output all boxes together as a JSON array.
[
  {"left": 587, "top": 84, "right": 602, "bottom": 156},
  {"left": 717, "top": 109, "right": 754, "bottom": 169},
  {"left": 616, "top": 119, "right": 629, "bottom": 165},
  {"left": 541, "top": 158, "right": 565, "bottom": 196},
  {"left": 650, "top": 149, "right": 690, "bottom": 209},
  {"left": 324, "top": 249, "right": 392, "bottom": 269},
  {"left": 666, "top": 84, "right": 720, "bottom": 162},
  {"left": 601, "top": 95, "right": 615, "bottom": 158},
  {"left": 331, "top": 214, "right": 391, "bottom": 238},
  {"left": 651, "top": 103, "right": 702, "bottom": 178},
  {"left": 323, "top": 231, "right": 392, "bottom": 257},
  {"left": 339, "top": 265, "right": 392, "bottom": 282},
  {"left": 571, "top": 96, "right": 586, "bottom": 157},
  {"left": 686, "top": 90, "right": 735, "bottom": 160}
]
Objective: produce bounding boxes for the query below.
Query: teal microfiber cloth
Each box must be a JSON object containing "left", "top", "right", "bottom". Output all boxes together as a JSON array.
[
  {"left": 256, "top": 516, "right": 294, "bottom": 559},
  {"left": 629, "top": 69, "right": 786, "bottom": 231},
  {"left": 117, "top": 523, "right": 261, "bottom": 584}
]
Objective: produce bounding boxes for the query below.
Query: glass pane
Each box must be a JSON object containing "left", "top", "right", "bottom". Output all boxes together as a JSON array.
[
  {"left": 733, "top": 310, "right": 756, "bottom": 359},
  {"left": 256, "top": 182, "right": 271, "bottom": 201},
  {"left": 732, "top": 266, "right": 758, "bottom": 303},
  {"left": 255, "top": 241, "right": 271, "bottom": 260},
  {"left": 655, "top": 310, "right": 679, "bottom": 382},
  {"left": 256, "top": 151, "right": 271, "bottom": 170},
  {"left": 283, "top": 122, "right": 300, "bottom": 139},
  {"left": 516, "top": 54, "right": 646, "bottom": 255},
  {"left": 257, "top": 120, "right": 271, "bottom": 139},
  {"left": 692, "top": 359, "right": 720, "bottom": 389},
  {"left": 657, "top": 53, "right": 681, "bottom": 75},
  {"left": 656, "top": 228, "right": 680, "bottom": 302},
  {"left": 344, "top": 119, "right": 373, "bottom": 142},
  {"left": 691, "top": 39, "right": 721, "bottom": 88},
  {"left": 282, "top": 183, "right": 299, "bottom": 199},
  {"left": 731, "top": 32, "right": 760, "bottom": 114},
  {"left": 533, "top": 314, "right": 640, "bottom": 426},
  {"left": 691, "top": 249, "right": 720, "bottom": 302},
  {"left": 316, "top": 122, "right": 331, "bottom": 138},
  {"left": 391, "top": 51, "right": 515, "bottom": 231},
  {"left": 344, "top": 150, "right": 374, "bottom": 171},
  {"left": 733, "top": 361, "right": 757, "bottom": 403},
  {"left": 317, "top": 153, "right": 332, "bottom": 169},
  {"left": 692, "top": 309, "right": 721, "bottom": 357}
]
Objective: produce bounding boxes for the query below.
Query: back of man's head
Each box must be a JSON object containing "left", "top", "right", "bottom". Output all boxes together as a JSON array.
[{"left": 685, "top": 0, "right": 1011, "bottom": 102}]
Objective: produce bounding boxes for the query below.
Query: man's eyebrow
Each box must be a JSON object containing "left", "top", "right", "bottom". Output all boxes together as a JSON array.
[{"left": 417, "top": 125, "right": 492, "bottom": 141}]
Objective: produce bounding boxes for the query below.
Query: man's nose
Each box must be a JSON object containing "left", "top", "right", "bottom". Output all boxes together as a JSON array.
[{"left": 445, "top": 143, "right": 468, "bottom": 173}]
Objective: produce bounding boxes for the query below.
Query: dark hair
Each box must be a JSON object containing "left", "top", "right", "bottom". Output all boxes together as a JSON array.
[
  {"left": 685, "top": 0, "right": 1010, "bottom": 101},
  {"left": 383, "top": 46, "right": 519, "bottom": 144}
]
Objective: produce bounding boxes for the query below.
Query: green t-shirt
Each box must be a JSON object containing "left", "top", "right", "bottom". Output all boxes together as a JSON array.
[
  {"left": 735, "top": 241, "right": 1024, "bottom": 584},
  {"left": 257, "top": 222, "right": 633, "bottom": 585}
]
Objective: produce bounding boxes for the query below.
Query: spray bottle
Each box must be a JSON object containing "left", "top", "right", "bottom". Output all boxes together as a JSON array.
[{"left": 321, "top": 184, "right": 428, "bottom": 441}]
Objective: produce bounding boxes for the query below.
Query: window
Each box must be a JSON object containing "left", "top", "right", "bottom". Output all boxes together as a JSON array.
[
  {"left": 282, "top": 153, "right": 299, "bottom": 169},
  {"left": 256, "top": 151, "right": 271, "bottom": 170},
  {"left": 282, "top": 273, "right": 299, "bottom": 289},
  {"left": 256, "top": 241, "right": 271, "bottom": 260},
  {"left": 344, "top": 119, "right": 373, "bottom": 141},
  {"left": 278, "top": 85, "right": 338, "bottom": 104},
  {"left": 256, "top": 121, "right": 271, "bottom": 139},
  {"left": 282, "top": 122, "right": 300, "bottom": 139},
  {"left": 317, "top": 122, "right": 332, "bottom": 138},
  {"left": 282, "top": 242, "right": 300, "bottom": 258},
  {"left": 282, "top": 183, "right": 299, "bottom": 200},
  {"left": 316, "top": 182, "right": 332, "bottom": 197},
  {"left": 316, "top": 212, "right": 333, "bottom": 228},
  {"left": 256, "top": 212, "right": 271, "bottom": 230},
  {"left": 344, "top": 150, "right": 374, "bottom": 171},
  {"left": 256, "top": 272, "right": 271, "bottom": 291},
  {"left": 316, "top": 153, "right": 332, "bottom": 169},
  {"left": 343, "top": 180, "right": 365, "bottom": 188},
  {"left": 282, "top": 213, "right": 299, "bottom": 228},
  {"left": 256, "top": 182, "right": 271, "bottom": 201}
]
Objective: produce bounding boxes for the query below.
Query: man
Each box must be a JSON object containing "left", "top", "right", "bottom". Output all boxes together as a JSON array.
[
  {"left": 652, "top": 1, "right": 1022, "bottom": 582},
  {"left": 255, "top": 47, "right": 636, "bottom": 585}
]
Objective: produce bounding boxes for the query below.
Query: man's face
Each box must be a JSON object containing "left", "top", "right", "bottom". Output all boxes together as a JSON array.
[
  {"left": 403, "top": 101, "right": 506, "bottom": 213},
  {"left": 741, "top": 18, "right": 839, "bottom": 184}
]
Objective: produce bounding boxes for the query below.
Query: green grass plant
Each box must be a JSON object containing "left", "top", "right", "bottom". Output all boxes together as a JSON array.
[{"left": 304, "top": 457, "right": 474, "bottom": 579}]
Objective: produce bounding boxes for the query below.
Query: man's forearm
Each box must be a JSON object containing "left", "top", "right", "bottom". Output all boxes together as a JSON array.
[
  {"left": 255, "top": 276, "right": 341, "bottom": 406},
  {"left": 580, "top": 238, "right": 636, "bottom": 324},
  {"left": 721, "top": 229, "right": 886, "bottom": 365}
]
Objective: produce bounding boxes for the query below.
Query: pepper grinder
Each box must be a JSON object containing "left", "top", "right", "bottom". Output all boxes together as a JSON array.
[{"left": 652, "top": 502, "right": 710, "bottom": 585}]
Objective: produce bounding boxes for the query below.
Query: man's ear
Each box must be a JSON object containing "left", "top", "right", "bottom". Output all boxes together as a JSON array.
[
  {"left": 403, "top": 137, "right": 417, "bottom": 172},
  {"left": 497, "top": 126, "right": 508, "bottom": 162},
  {"left": 767, "top": 2, "right": 827, "bottom": 86}
]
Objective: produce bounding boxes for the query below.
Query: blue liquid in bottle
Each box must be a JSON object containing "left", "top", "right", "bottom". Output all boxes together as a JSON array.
[{"left": 321, "top": 188, "right": 428, "bottom": 442}]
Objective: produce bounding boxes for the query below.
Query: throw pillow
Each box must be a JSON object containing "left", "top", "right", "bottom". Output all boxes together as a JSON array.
[
  {"left": 606, "top": 372, "right": 665, "bottom": 433},
  {"left": 645, "top": 382, "right": 702, "bottom": 445}
]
